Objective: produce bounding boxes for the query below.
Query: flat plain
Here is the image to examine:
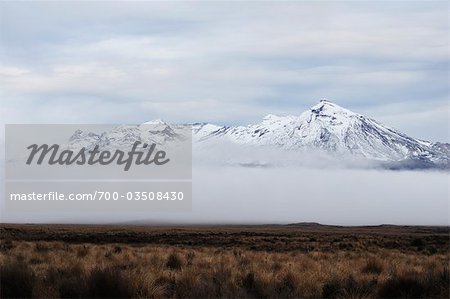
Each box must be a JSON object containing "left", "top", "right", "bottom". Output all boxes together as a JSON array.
[{"left": 0, "top": 223, "right": 449, "bottom": 298}]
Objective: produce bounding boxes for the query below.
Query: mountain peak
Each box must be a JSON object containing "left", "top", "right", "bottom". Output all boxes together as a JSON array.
[
  {"left": 262, "top": 114, "right": 281, "bottom": 121},
  {"left": 142, "top": 119, "right": 167, "bottom": 125},
  {"left": 310, "top": 100, "right": 357, "bottom": 117}
]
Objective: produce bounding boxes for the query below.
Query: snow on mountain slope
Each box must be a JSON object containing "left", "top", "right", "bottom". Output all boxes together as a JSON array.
[
  {"left": 68, "top": 121, "right": 186, "bottom": 151},
  {"left": 193, "top": 100, "right": 449, "bottom": 168},
  {"left": 192, "top": 123, "right": 223, "bottom": 141},
  {"left": 67, "top": 100, "right": 449, "bottom": 169}
]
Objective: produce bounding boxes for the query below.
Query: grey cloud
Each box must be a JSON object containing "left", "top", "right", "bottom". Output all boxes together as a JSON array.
[{"left": 0, "top": 1, "right": 448, "bottom": 141}]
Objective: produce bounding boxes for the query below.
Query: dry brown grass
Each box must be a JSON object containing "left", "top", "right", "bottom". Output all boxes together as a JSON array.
[{"left": 0, "top": 239, "right": 448, "bottom": 298}]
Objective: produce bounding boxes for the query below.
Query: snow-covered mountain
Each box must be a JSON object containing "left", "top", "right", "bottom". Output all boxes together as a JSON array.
[
  {"left": 68, "top": 100, "right": 450, "bottom": 170},
  {"left": 68, "top": 123, "right": 187, "bottom": 151},
  {"left": 192, "top": 100, "right": 449, "bottom": 169}
]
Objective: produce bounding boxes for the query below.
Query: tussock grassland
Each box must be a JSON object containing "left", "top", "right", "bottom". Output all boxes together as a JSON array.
[{"left": 0, "top": 225, "right": 449, "bottom": 298}]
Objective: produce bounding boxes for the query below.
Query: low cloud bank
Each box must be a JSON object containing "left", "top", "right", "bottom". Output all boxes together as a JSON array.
[
  {"left": 2, "top": 164, "right": 448, "bottom": 225},
  {"left": 190, "top": 166, "right": 449, "bottom": 225}
]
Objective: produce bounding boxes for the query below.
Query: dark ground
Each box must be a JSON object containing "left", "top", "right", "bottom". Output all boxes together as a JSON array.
[{"left": 1, "top": 223, "right": 448, "bottom": 253}]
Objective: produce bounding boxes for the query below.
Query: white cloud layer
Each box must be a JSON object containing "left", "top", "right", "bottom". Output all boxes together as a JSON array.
[{"left": 2, "top": 166, "right": 449, "bottom": 225}]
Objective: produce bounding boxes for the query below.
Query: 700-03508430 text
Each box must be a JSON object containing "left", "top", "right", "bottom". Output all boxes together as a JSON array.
[{"left": 9, "top": 191, "right": 185, "bottom": 201}]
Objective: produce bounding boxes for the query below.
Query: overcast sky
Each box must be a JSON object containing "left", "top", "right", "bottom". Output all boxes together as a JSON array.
[{"left": 0, "top": 1, "right": 448, "bottom": 141}]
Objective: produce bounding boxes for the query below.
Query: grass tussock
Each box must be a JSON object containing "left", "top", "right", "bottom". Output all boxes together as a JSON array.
[
  {"left": 362, "top": 256, "right": 384, "bottom": 274},
  {"left": 165, "top": 252, "right": 183, "bottom": 270},
  {"left": 0, "top": 257, "right": 35, "bottom": 298},
  {"left": 0, "top": 239, "right": 448, "bottom": 298}
]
